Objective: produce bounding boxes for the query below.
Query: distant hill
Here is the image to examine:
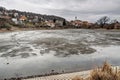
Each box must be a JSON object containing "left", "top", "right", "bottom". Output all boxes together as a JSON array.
[{"left": 0, "top": 6, "right": 65, "bottom": 21}]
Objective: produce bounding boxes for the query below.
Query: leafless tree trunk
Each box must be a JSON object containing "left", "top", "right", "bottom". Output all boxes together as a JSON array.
[{"left": 97, "top": 16, "right": 110, "bottom": 28}]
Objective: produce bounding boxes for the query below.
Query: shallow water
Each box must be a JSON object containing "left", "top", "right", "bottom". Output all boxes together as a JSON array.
[{"left": 0, "top": 29, "right": 120, "bottom": 79}]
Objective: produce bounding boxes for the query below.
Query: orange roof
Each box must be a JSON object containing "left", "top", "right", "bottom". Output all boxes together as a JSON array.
[{"left": 20, "top": 16, "right": 27, "bottom": 20}]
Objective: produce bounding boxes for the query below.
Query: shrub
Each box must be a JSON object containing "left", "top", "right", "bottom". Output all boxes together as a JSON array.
[
  {"left": 90, "top": 62, "right": 120, "bottom": 80},
  {"left": 72, "top": 62, "right": 120, "bottom": 80},
  {"left": 25, "top": 23, "right": 35, "bottom": 28},
  {"left": 1, "top": 23, "right": 12, "bottom": 30}
]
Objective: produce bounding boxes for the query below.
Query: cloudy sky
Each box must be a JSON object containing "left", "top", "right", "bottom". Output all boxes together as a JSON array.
[{"left": 0, "top": 0, "right": 120, "bottom": 22}]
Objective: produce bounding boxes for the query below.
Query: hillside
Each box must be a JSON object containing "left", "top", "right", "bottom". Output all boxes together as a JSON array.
[
  {"left": 0, "top": 6, "right": 68, "bottom": 31},
  {"left": 0, "top": 6, "right": 65, "bottom": 21}
]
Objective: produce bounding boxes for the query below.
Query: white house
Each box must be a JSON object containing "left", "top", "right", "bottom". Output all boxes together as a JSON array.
[
  {"left": 12, "top": 18, "right": 18, "bottom": 24},
  {"left": 14, "top": 13, "right": 19, "bottom": 17},
  {"left": 46, "top": 21, "right": 55, "bottom": 28},
  {"left": 55, "top": 20, "right": 63, "bottom": 27}
]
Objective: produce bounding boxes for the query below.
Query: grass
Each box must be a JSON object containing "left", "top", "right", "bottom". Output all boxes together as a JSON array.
[{"left": 72, "top": 61, "right": 120, "bottom": 80}]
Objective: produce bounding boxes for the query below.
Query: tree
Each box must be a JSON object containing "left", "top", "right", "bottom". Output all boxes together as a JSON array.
[
  {"left": 110, "top": 19, "right": 118, "bottom": 24},
  {"left": 97, "top": 16, "right": 110, "bottom": 28},
  {"left": 63, "top": 19, "right": 66, "bottom": 26},
  {"left": 4, "top": 23, "right": 12, "bottom": 30},
  {"left": 53, "top": 19, "right": 56, "bottom": 23}
]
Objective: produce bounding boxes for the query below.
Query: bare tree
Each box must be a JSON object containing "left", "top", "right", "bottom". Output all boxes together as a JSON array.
[
  {"left": 97, "top": 16, "right": 110, "bottom": 28},
  {"left": 110, "top": 19, "right": 118, "bottom": 24}
]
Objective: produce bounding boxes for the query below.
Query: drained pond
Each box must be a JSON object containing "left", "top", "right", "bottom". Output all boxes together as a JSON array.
[{"left": 0, "top": 29, "right": 120, "bottom": 79}]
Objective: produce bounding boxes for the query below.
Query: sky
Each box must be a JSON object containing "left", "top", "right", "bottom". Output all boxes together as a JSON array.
[{"left": 0, "top": 0, "right": 120, "bottom": 22}]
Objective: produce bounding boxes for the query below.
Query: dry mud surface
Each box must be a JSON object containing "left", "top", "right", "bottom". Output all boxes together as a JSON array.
[{"left": 0, "top": 29, "right": 120, "bottom": 79}]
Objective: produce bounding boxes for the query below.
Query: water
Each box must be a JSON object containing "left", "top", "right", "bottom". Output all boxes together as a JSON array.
[{"left": 0, "top": 29, "right": 120, "bottom": 79}]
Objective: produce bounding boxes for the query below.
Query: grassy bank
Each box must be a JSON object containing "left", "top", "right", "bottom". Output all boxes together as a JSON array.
[{"left": 72, "top": 62, "right": 120, "bottom": 80}]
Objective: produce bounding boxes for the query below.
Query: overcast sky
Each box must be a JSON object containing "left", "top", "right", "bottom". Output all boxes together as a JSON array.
[{"left": 0, "top": 0, "right": 120, "bottom": 22}]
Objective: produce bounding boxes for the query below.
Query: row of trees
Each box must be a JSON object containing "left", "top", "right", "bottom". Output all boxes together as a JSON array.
[{"left": 96, "top": 16, "right": 119, "bottom": 29}]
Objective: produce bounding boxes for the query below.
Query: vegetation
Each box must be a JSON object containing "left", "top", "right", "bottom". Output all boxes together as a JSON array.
[
  {"left": 97, "top": 16, "right": 110, "bottom": 28},
  {"left": 72, "top": 62, "right": 120, "bottom": 80},
  {"left": 25, "top": 23, "right": 35, "bottom": 28},
  {"left": 3, "top": 23, "right": 12, "bottom": 30}
]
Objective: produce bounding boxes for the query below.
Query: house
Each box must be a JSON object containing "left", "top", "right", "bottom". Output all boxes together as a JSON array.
[
  {"left": 70, "top": 20, "right": 94, "bottom": 28},
  {"left": 3, "top": 11, "right": 9, "bottom": 16},
  {"left": 70, "top": 20, "right": 82, "bottom": 27},
  {"left": 12, "top": 18, "right": 18, "bottom": 24},
  {"left": 14, "top": 12, "right": 19, "bottom": 17},
  {"left": 46, "top": 21, "right": 55, "bottom": 28},
  {"left": 114, "top": 22, "right": 120, "bottom": 29},
  {"left": 32, "top": 16, "right": 39, "bottom": 23},
  {"left": 19, "top": 15, "right": 27, "bottom": 21},
  {"left": 8, "top": 12, "right": 14, "bottom": 17},
  {"left": 55, "top": 20, "right": 63, "bottom": 27},
  {"left": 33, "top": 18, "right": 38, "bottom": 23},
  {"left": 82, "top": 21, "right": 89, "bottom": 28},
  {"left": 28, "top": 16, "right": 34, "bottom": 22}
]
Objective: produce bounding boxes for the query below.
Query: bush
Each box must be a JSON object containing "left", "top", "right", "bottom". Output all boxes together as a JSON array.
[
  {"left": 90, "top": 62, "right": 120, "bottom": 80},
  {"left": 25, "top": 23, "right": 35, "bottom": 28},
  {"left": 0, "top": 23, "right": 12, "bottom": 30},
  {"left": 72, "top": 62, "right": 120, "bottom": 80}
]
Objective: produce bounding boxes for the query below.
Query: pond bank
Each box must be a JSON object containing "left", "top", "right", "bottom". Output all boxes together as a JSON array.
[{"left": 22, "top": 66, "right": 120, "bottom": 80}]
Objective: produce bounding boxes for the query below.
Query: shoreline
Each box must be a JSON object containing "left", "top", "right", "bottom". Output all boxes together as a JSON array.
[
  {"left": 22, "top": 66, "right": 120, "bottom": 80},
  {"left": 3, "top": 66, "right": 119, "bottom": 80},
  {"left": 0, "top": 28, "right": 120, "bottom": 33},
  {"left": 22, "top": 70, "right": 91, "bottom": 80}
]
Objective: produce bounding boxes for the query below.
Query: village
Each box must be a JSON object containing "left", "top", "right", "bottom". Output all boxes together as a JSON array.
[
  {"left": 0, "top": 6, "right": 120, "bottom": 31},
  {"left": 0, "top": 6, "right": 66, "bottom": 30}
]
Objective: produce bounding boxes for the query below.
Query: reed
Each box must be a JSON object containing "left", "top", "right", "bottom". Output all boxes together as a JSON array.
[{"left": 72, "top": 61, "right": 120, "bottom": 80}]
